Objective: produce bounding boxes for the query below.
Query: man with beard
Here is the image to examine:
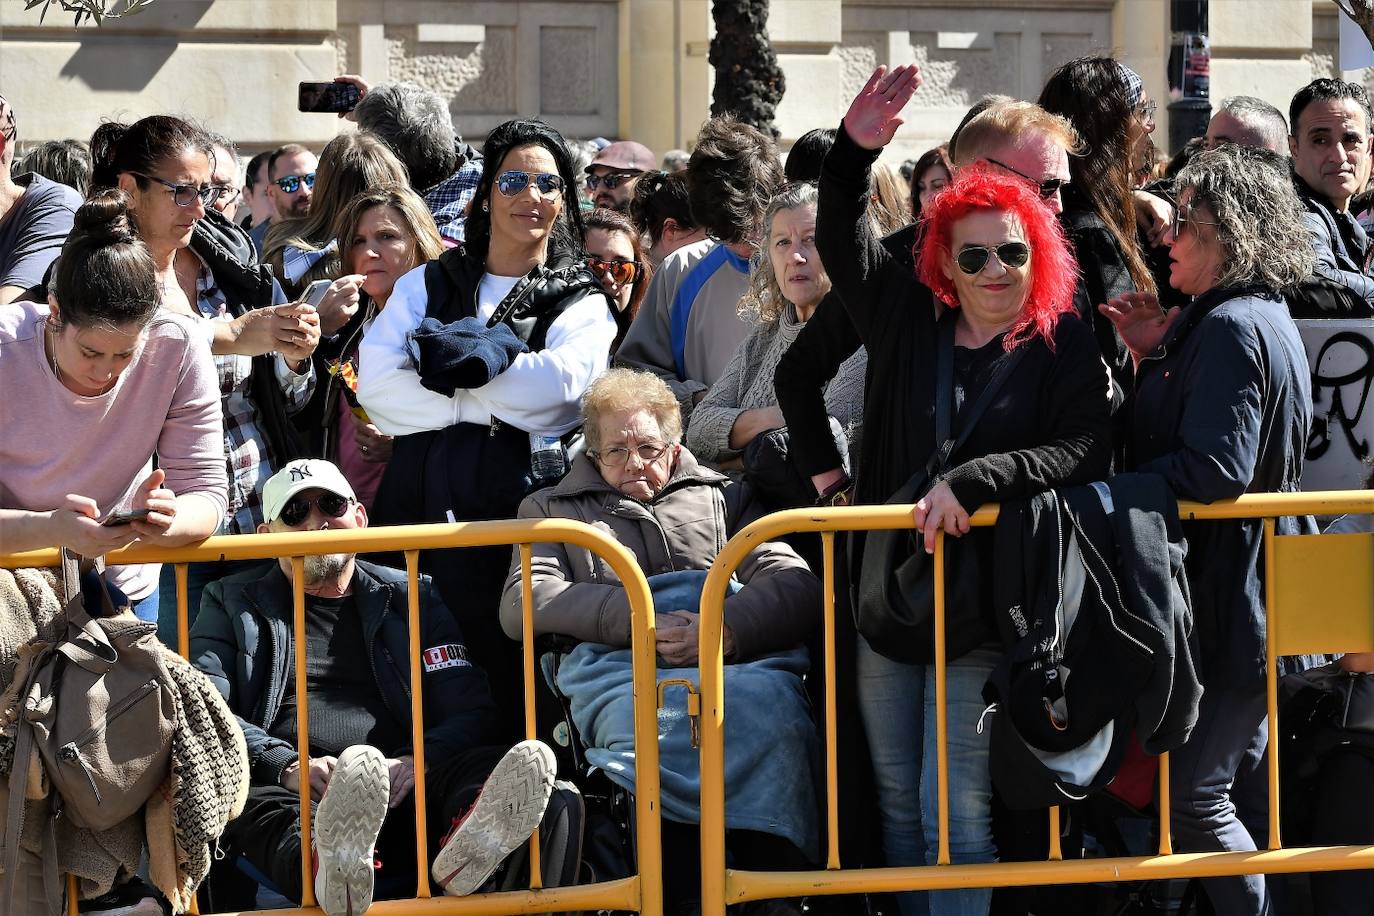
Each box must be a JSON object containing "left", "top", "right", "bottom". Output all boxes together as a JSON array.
[
  {"left": 250, "top": 143, "right": 318, "bottom": 255},
  {"left": 583, "top": 139, "right": 656, "bottom": 212},
  {"left": 192, "top": 459, "right": 557, "bottom": 916}
]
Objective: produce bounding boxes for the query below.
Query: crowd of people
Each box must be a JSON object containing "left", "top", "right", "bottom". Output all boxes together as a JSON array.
[{"left": 0, "top": 55, "right": 1371, "bottom": 916}]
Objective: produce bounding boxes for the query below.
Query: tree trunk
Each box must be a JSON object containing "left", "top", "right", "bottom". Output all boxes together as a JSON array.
[
  {"left": 709, "top": 0, "right": 786, "bottom": 139},
  {"left": 1336, "top": 0, "right": 1374, "bottom": 53}
]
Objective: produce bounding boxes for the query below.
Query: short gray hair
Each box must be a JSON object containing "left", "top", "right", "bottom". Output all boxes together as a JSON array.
[
  {"left": 1216, "top": 96, "right": 1288, "bottom": 153},
  {"left": 1173, "top": 144, "right": 1315, "bottom": 291},
  {"left": 740, "top": 182, "right": 824, "bottom": 323},
  {"left": 581, "top": 368, "right": 682, "bottom": 453},
  {"left": 354, "top": 81, "right": 458, "bottom": 193}
]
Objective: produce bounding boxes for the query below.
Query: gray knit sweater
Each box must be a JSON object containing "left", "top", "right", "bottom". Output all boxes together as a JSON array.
[{"left": 686, "top": 302, "right": 867, "bottom": 467}]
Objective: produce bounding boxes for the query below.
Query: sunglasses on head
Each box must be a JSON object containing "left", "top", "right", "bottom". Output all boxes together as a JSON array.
[
  {"left": 986, "top": 158, "right": 1069, "bottom": 202},
  {"left": 274, "top": 172, "right": 316, "bottom": 194},
  {"left": 131, "top": 171, "right": 223, "bottom": 208},
  {"left": 495, "top": 170, "right": 565, "bottom": 198},
  {"left": 585, "top": 171, "right": 640, "bottom": 191},
  {"left": 587, "top": 256, "right": 639, "bottom": 286},
  {"left": 279, "top": 491, "right": 352, "bottom": 527},
  {"left": 955, "top": 241, "right": 1031, "bottom": 275}
]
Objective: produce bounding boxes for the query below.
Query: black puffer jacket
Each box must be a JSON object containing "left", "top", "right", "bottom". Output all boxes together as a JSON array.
[{"left": 189, "top": 208, "right": 306, "bottom": 463}]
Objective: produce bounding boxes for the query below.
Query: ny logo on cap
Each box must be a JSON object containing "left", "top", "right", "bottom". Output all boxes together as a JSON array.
[{"left": 289, "top": 464, "right": 313, "bottom": 482}]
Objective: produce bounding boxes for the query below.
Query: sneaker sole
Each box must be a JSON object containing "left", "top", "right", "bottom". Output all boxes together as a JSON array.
[
  {"left": 432, "top": 740, "right": 556, "bottom": 896},
  {"left": 314, "top": 745, "right": 390, "bottom": 916}
]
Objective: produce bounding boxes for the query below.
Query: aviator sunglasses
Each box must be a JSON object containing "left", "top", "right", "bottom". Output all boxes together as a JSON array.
[
  {"left": 587, "top": 256, "right": 640, "bottom": 286},
  {"left": 495, "top": 170, "right": 565, "bottom": 197},
  {"left": 130, "top": 171, "right": 224, "bottom": 208},
  {"left": 955, "top": 241, "right": 1030, "bottom": 275},
  {"left": 279, "top": 491, "right": 352, "bottom": 527}
]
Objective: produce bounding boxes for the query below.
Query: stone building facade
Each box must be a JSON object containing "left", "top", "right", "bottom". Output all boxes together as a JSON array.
[{"left": 1, "top": 0, "right": 1370, "bottom": 165}]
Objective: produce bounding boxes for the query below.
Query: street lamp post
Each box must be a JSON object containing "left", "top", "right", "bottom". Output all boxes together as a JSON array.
[{"left": 1167, "top": 0, "right": 1211, "bottom": 154}]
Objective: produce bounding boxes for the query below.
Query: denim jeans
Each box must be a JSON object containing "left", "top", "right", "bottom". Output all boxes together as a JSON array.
[
  {"left": 1169, "top": 683, "right": 1271, "bottom": 915},
  {"left": 857, "top": 638, "right": 1000, "bottom": 916}
]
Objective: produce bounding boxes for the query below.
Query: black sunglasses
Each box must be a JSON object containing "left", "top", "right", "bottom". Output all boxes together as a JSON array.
[
  {"left": 585, "top": 171, "right": 641, "bottom": 191},
  {"left": 955, "top": 241, "right": 1031, "bottom": 275},
  {"left": 131, "top": 171, "right": 222, "bottom": 208},
  {"left": 1170, "top": 203, "right": 1219, "bottom": 238},
  {"left": 986, "top": 158, "right": 1069, "bottom": 201},
  {"left": 274, "top": 172, "right": 316, "bottom": 194},
  {"left": 279, "top": 491, "right": 352, "bottom": 527},
  {"left": 495, "top": 170, "right": 565, "bottom": 198}
]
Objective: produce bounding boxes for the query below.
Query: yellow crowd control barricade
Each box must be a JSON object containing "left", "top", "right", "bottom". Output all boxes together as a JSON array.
[
  {"left": 0, "top": 518, "right": 665, "bottom": 916},
  {"left": 696, "top": 490, "right": 1374, "bottom": 913}
]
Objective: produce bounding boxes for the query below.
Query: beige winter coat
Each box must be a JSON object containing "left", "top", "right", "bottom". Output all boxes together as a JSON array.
[{"left": 499, "top": 450, "right": 819, "bottom": 660}]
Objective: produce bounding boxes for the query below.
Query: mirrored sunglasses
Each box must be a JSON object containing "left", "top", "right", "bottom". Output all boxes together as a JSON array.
[
  {"left": 275, "top": 172, "right": 317, "bottom": 194},
  {"left": 955, "top": 241, "right": 1031, "bottom": 275},
  {"left": 496, "top": 170, "right": 565, "bottom": 198},
  {"left": 279, "top": 491, "right": 352, "bottom": 527},
  {"left": 587, "top": 256, "right": 639, "bottom": 286}
]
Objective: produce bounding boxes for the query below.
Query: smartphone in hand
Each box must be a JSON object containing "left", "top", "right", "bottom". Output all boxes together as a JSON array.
[
  {"left": 102, "top": 508, "right": 151, "bottom": 527},
  {"left": 301, "top": 278, "right": 332, "bottom": 309},
  {"left": 299, "top": 81, "right": 360, "bottom": 114}
]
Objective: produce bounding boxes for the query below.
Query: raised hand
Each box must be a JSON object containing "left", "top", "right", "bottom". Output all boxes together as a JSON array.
[
  {"left": 843, "top": 64, "right": 923, "bottom": 151},
  {"left": 1098, "top": 291, "right": 1181, "bottom": 361}
]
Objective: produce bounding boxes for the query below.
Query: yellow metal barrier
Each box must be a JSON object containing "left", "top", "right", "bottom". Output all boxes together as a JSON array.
[
  {"left": 696, "top": 490, "right": 1374, "bottom": 913},
  {"left": 1, "top": 519, "right": 665, "bottom": 916}
]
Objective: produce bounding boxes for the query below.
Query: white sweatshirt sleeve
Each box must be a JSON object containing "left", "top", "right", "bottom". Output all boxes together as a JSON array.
[
  {"left": 357, "top": 263, "right": 461, "bottom": 436},
  {"left": 358, "top": 263, "right": 617, "bottom": 437},
  {"left": 474, "top": 289, "right": 616, "bottom": 435}
]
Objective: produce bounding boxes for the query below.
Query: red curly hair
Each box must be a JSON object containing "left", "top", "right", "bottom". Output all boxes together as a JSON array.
[{"left": 915, "top": 164, "right": 1078, "bottom": 350}]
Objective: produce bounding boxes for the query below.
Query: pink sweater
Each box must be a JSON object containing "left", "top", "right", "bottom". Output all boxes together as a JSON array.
[{"left": 0, "top": 301, "right": 227, "bottom": 599}]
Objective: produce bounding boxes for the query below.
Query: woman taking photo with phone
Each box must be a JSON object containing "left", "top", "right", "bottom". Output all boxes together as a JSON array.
[
  {"left": 0, "top": 191, "right": 227, "bottom": 620},
  {"left": 358, "top": 118, "right": 616, "bottom": 728}
]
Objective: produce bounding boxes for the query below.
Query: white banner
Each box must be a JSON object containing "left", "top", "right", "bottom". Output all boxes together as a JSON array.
[{"left": 1298, "top": 319, "right": 1373, "bottom": 491}]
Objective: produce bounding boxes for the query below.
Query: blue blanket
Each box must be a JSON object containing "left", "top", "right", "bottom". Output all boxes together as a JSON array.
[{"left": 555, "top": 571, "right": 819, "bottom": 857}]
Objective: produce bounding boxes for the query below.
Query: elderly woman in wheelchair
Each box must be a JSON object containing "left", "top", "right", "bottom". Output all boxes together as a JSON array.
[{"left": 499, "top": 368, "right": 824, "bottom": 901}]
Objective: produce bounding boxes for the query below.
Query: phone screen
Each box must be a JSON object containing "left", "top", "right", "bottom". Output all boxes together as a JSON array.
[{"left": 298, "top": 81, "right": 360, "bottom": 114}]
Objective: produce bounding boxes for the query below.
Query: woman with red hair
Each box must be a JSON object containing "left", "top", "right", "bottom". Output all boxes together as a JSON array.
[{"left": 821, "top": 65, "right": 1113, "bottom": 916}]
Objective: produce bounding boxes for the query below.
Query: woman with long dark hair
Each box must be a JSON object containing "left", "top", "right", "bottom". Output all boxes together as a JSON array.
[
  {"left": 1038, "top": 56, "right": 1157, "bottom": 393},
  {"left": 358, "top": 118, "right": 616, "bottom": 728},
  {"left": 583, "top": 206, "right": 652, "bottom": 353}
]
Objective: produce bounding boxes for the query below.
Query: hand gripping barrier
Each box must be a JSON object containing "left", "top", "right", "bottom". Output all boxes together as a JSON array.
[
  {"left": 1, "top": 519, "right": 664, "bottom": 916},
  {"left": 695, "top": 490, "right": 1374, "bottom": 913}
]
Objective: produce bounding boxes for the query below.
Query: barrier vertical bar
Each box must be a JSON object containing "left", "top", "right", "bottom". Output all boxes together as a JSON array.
[
  {"left": 1157, "top": 752, "right": 1172, "bottom": 855},
  {"left": 175, "top": 562, "right": 190, "bottom": 659},
  {"left": 933, "top": 531, "right": 950, "bottom": 865},
  {"left": 822, "top": 532, "right": 841, "bottom": 871},
  {"left": 628, "top": 565, "right": 664, "bottom": 916},
  {"left": 67, "top": 875, "right": 78, "bottom": 915},
  {"left": 291, "top": 555, "right": 315, "bottom": 908},
  {"left": 519, "top": 544, "right": 544, "bottom": 890},
  {"left": 405, "top": 550, "right": 433, "bottom": 898},
  {"left": 1048, "top": 807, "right": 1062, "bottom": 861},
  {"left": 1263, "top": 518, "right": 1281, "bottom": 850}
]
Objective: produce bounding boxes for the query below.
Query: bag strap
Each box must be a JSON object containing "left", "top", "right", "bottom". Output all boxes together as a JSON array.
[{"left": 923, "top": 312, "right": 1029, "bottom": 481}]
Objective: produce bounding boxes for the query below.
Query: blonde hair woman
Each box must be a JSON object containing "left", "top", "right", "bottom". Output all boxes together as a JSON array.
[{"left": 685, "top": 182, "right": 867, "bottom": 478}]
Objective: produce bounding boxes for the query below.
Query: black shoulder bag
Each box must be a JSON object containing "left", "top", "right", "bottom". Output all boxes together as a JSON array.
[{"left": 855, "top": 312, "right": 1027, "bottom": 663}]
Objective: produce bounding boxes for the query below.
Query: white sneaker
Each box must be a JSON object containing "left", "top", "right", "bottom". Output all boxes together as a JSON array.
[
  {"left": 313, "top": 745, "right": 390, "bottom": 916},
  {"left": 431, "top": 740, "right": 557, "bottom": 896}
]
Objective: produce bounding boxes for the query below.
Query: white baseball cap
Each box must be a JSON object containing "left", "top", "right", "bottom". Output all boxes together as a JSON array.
[{"left": 262, "top": 459, "right": 357, "bottom": 523}]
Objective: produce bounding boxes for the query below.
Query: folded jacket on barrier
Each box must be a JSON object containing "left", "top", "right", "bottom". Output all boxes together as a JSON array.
[
  {"left": 984, "top": 474, "right": 1204, "bottom": 808},
  {"left": 554, "top": 570, "right": 821, "bottom": 859}
]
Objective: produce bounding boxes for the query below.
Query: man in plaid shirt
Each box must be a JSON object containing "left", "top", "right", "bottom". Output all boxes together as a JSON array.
[{"left": 348, "top": 77, "right": 484, "bottom": 245}]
